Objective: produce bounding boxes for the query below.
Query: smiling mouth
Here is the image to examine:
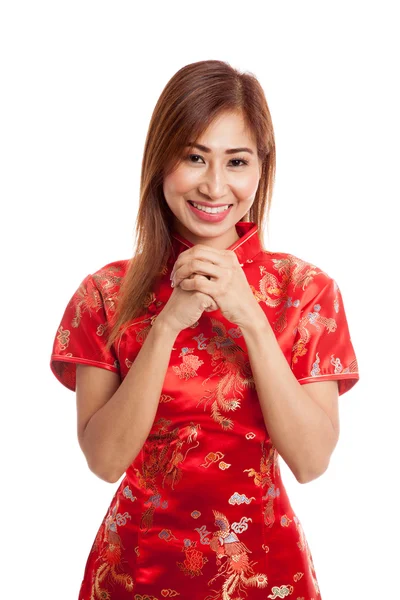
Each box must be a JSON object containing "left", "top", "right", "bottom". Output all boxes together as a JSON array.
[{"left": 187, "top": 200, "right": 234, "bottom": 209}]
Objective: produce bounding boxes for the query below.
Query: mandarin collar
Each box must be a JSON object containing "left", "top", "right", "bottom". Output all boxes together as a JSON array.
[{"left": 169, "top": 221, "right": 262, "bottom": 267}]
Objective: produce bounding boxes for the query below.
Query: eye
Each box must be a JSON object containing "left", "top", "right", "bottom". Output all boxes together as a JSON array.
[
  {"left": 230, "top": 158, "right": 249, "bottom": 167},
  {"left": 185, "top": 154, "right": 249, "bottom": 167},
  {"left": 186, "top": 154, "right": 203, "bottom": 164}
]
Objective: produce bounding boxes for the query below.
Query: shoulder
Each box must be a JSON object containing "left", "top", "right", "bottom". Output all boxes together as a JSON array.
[
  {"left": 92, "top": 258, "right": 130, "bottom": 280},
  {"left": 77, "top": 259, "right": 131, "bottom": 321},
  {"left": 253, "top": 248, "right": 335, "bottom": 305},
  {"left": 89, "top": 258, "right": 130, "bottom": 294}
]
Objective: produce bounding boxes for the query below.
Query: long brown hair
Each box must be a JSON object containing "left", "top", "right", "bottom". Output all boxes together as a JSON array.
[{"left": 105, "top": 59, "right": 276, "bottom": 352}]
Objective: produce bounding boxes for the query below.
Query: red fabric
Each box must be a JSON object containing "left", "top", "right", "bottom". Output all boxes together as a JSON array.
[{"left": 50, "top": 221, "right": 360, "bottom": 599}]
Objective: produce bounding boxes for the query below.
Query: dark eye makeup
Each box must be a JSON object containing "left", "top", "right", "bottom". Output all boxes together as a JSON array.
[{"left": 185, "top": 154, "right": 249, "bottom": 167}]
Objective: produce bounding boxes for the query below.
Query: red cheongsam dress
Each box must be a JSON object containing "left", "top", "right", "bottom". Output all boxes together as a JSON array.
[{"left": 50, "top": 220, "right": 360, "bottom": 600}]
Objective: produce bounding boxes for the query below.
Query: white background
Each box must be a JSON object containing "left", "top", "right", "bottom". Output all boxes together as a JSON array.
[{"left": 1, "top": 1, "right": 398, "bottom": 598}]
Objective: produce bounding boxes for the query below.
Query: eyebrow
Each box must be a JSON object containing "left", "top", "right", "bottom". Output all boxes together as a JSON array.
[{"left": 186, "top": 143, "right": 254, "bottom": 155}]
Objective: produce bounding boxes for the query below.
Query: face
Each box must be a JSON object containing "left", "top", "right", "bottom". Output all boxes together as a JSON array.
[{"left": 162, "top": 110, "right": 262, "bottom": 248}]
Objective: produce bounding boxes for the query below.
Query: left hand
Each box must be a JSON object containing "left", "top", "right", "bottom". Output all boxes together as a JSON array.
[{"left": 170, "top": 244, "right": 262, "bottom": 329}]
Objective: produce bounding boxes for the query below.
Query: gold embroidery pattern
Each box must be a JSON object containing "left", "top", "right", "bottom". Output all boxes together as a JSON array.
[
  {"left": 71, "top": 277, "right": 106, "bottom": 329},
  {"left": 206, "top": 510, "right": 268, "bottom": 599},
  {"left": 133, "top": 419, "right": 201, "bottom": 533},
  {"left": 197, "top": 318, "right": 255, "bottom": 430},
  {"left": 177, "top": 539, "right": 209, "bottom": 578},
  {"left": 160, "top": 589, "right": 180, "bottom": 597},
  {"left": 90, "top": 497, "right": 134, "bottom": 597},
  {"left": 172, "top": 347, "right": 204, "bottom": 380},
  {"left": 228, "top": 492, "right": 256, "bottom": 505},
  {"left": 201, "top": 451, "right": 224, "bottom": 468},
  {"left": 243, "top": 439, "right": 279, "bottom": 527},
  {"left": 160, "top": 394, "right": 174, "bottom": 403},
  {"left": 293, "top": 515, "right": 321, "bottom": 596},
  {"left": 291, "top": 301, "right": 337, "bottom": 368},
  {"left": 51, "top": 230, "right": 354, "bottom": 596},
  {"left": 249, "top": 256, "right": 315, "bottom": 333},
  {"left": 56, "top": 325, "right": 70, "bottom": 351},
  {"left": 267, "top": 583, "right": 294, "bottom": 597},
  {"left": 92, "top": 268, "right": 123, "bottom": 314},
  {"left": 135, "top": 320, "right": 154, "bottom": 345},
  {"left": 159, "top": 529, "right": 178, "bottom": 543},
  {"left": 218, "top": 461, "right": 231, "bottom": 470}
]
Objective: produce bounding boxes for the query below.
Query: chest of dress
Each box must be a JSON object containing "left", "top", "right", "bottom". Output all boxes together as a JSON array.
[{"left": 115, "top": 305, "right": 292, "bottom": 443}]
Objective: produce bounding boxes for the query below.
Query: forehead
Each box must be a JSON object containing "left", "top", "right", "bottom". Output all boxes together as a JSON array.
[{"left": 195, "top": 111, "right": 257, "bottom": 148}]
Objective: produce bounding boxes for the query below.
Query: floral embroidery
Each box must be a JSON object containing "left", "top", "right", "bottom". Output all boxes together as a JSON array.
[
  {"left": 177, "top": 539, "right": 209, "bottom": 577},
  {"left": 172, "top": 347, "right": 204, "bottom": 380}
]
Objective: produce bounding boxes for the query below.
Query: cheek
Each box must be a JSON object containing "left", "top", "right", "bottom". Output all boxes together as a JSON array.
[
  {"left": 233, "top": 171, "right": 260, "bottom": 199},
  {"left": 164, "top": 167, "right": 197, "bottom": 196}
]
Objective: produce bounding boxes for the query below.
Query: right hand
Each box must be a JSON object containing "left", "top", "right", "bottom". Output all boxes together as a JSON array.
[{"left": 157, "top": 274, "right": 218, "bottom": 334}]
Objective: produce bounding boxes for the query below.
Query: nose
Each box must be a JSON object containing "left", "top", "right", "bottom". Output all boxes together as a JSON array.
[{"left": 197, "top": 164, "right": 229, "bottom": 200}]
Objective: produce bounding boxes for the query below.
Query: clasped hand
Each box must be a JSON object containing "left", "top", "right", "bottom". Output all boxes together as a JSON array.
[{"left": 170, "top": 244, "right": 261, "bottom": 329}]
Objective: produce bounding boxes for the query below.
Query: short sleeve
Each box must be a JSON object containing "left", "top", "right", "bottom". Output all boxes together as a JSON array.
[
  {"left": 291, "top": 276, "right": 360, "bottom": 396},
  {"left": 50, "top": 273, "right": 120, "bottom": 392}
]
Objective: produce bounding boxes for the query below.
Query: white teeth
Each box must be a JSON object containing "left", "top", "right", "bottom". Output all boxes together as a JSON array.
[{"left": 191, "top": 202, "right": 231, "bottom": 214}]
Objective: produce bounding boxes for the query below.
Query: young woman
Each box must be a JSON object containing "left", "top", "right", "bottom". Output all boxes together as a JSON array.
[{"left": 50, "top": 59, "right": 360, "bottom": 599}]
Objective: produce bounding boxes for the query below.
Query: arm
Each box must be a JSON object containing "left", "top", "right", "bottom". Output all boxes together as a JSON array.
[
  {"left": 240, "top": 304, "right": 339, "bottom": 484},
  {"left": 81, "top": 318, "right": 178, "bottom": 483}
]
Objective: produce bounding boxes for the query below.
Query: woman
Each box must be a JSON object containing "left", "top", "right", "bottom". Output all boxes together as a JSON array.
[{"left": 50, "top": 59, "right": 360, "bottom": 599}]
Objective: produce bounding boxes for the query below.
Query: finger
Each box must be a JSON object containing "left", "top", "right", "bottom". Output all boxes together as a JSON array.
[
  {"left": 204, "top": 299, "right": 218, "bottom": 312},
  {"left": 173, "top": 259, "right": 216, "bottom": 283},
  {"left": 174, "top": 261, "right": 217, "bottom": 287},
  {"left": 179, "top": 274, "right": 212, "bottom": 291},
  {"left": 171, "top": 247, "right": 235, "bottom": 280}
]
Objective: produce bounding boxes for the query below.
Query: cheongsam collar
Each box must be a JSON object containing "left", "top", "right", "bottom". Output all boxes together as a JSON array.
[{"left": 169, "top": 221, "right": 262, "bottom": 267}]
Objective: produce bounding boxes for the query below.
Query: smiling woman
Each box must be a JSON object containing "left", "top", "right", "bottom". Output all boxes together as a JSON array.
[
  {"left": 163, "top": 111, "right": 263, "bottom": 237},
  {"left": 50, "top": 59, "right": 359, "bottom": 599}
]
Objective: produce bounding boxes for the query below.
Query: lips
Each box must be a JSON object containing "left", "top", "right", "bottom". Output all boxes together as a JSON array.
[
  {"left": 187, "top": 200, "right": 233, "bottom": 209},
  {"left": 187, "top": 200, "right": 233, "bottom": 222}
]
